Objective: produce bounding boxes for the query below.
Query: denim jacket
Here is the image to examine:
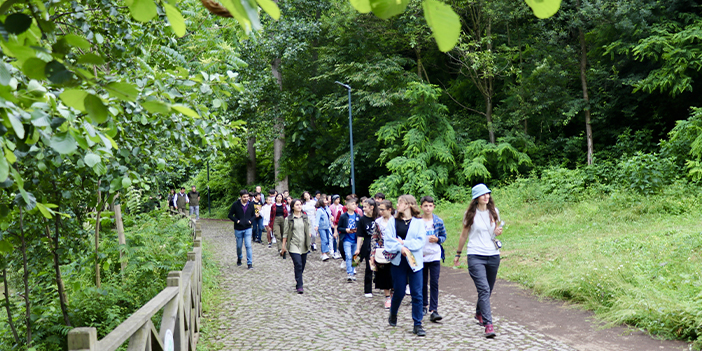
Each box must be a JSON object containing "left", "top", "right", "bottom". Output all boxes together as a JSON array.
[
  {"left": 315, "top": 205, "right": 332, "bottom": 230},
  {"left": 382, "top": 217, "right": 426, "bottom": 272},
  {"left": 432, "top": 214, "right": 448, "bottom": 261}
]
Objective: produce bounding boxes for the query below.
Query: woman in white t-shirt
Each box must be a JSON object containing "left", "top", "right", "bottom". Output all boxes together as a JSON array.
[
  {"left": 453, "top": 184, "right": 503, "bottom": 339},
  {"left": 302, "top": 191, "right": 318, "bottom": 251}
]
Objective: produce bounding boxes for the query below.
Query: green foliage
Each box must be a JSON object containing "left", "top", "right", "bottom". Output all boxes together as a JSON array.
[
  {"left": 663, "top": 107, "right": 702, "bottom": 181},
  {"left": 371, "top": 82, "right": 456, "bottom": 198},
  {"left": 616, "top": 152, "right": 680, "bottom": 195},
  {"left": 461, "top": 140, "right": 532, "bottom": 183}
]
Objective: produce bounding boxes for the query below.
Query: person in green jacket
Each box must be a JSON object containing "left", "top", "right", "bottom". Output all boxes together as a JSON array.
[{"left": 281, "top": 199, "right": 311, "bottom": 294}]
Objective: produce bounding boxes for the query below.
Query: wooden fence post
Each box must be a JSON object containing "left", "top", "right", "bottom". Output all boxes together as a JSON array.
[{"left": 68, "top": 327, "right": 97, "bottom": 351}]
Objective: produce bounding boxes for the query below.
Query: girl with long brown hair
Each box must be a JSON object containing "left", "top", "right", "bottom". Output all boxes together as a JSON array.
[
  {"left": 382, "top": 194, "right": 427, "bottom": 337},
  {"left": 453, "top": 184, "right": 503, "bottom": 338}
]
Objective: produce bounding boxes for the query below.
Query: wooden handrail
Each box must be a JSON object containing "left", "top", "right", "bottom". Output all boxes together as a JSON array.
[{"left": 68, "top": 211, "right": 203, "bottom": 351}]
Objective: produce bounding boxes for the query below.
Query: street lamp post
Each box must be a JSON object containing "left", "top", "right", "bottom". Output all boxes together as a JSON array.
[{"left": 335, "top": 81, "right": 355, "bottom": 195}]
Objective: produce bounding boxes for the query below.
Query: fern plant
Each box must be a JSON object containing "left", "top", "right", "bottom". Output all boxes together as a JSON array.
[
  {"left": 461, "top": 139, "right": 532, "bottom": 183},
  {"left": 371, "top": 82, "right": 457, "bottom": 198}
]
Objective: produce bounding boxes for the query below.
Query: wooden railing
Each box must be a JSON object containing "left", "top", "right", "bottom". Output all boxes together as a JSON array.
[{"left": 67, "top": 212, "right": 203, "bottom": 351}]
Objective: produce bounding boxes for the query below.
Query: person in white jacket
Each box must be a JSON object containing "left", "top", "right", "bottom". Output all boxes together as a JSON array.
[
  {"left": 260, "top": 196, "right": 273, "bottom": 247},
  {"left": 302, "top": 191, "right": 318, "bottom": 251}
]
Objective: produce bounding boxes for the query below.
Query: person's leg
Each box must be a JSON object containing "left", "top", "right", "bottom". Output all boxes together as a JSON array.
[
  {"left": 251, "top": 218, "right": 258, "bottom": 242},
  {"left": 258, "top": 218, "right": 264, "bottom": 241},
  {"left": 468, "top": 255, "right": 493, "bottom": 325},
  {"left": 332, "top": 228, "right": 338, "bottom": 254},
  {"left": 235, "top": 229, "right": 244, "bottom": 261},
  {"left": 244, "top": 228, "right": 253, "bottom": 265},
  {"left": 408, "top": 267, "right": 424, "bottom": 326},
  {"left": 190, "top": 206, "right": 195, "bottom": 216},
  {"left": 267, "top": 227, "right": 272, "bottom": 244},
  {"left": 422, "top": 266, "right": 429, "bottom": 310},
  {"left": 429, "top": 261, "right": 441, "bottom": 312},
  {"left": 195, "top": 206, "right": 200, "bottom": 220},
  {"left": 364, "top": 256, "right": 373, "bottom": 294},
  {"left": 485, "top": 255, "right": 501, "bottom": 295},
  {"left": 300, "top": 253, "right": 307, "bottom": 283},
  {"left": 390, "top": 261, "right": 407, "bottom": 317},
  {"left": 319, "top": 228, "right": 329, "bottom": 254},
  {"left": 343, "top": 240, "right": 354, "bottom": 275},
  {"left": 290, "top": 253, "right": 302, "bottom": 289},
  {"left": 274, "top": 217, "right": 284, "bottom": 251}
]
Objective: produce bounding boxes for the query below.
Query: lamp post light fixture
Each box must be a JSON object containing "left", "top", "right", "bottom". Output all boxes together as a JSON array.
[{"left": 335, "top": 81, "right": 356, "bottom": 195}]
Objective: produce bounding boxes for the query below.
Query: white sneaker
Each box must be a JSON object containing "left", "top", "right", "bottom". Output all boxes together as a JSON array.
[
  {"left": 333, "top": 252, "right": 341, "bottom": 259},
  {"left": 347, "top": 274, "right": 353, "bottom": 282},
  {"left": 271, "top": 237, "right": 276, "bottom": 243},
  {"left": 405, "top": 286, "right": 411, "bottom": 295},
  {"left": 353, "top": 267, "right": 357, "bottom": 274},
  {"left": 364, "top": 293, "right": 373, "bottom": 298},
  {"left": 340, "top": 261, "right": 346, "bottom": 269},
  {"left": 321, "top": 254, "right": 330, "bottom": 261},
  {"left": 351, "top": 274, "right": 357, "bottom": 281}
]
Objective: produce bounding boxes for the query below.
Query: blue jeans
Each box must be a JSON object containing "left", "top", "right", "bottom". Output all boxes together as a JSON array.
[
  {"left": 390, "top": 257, "right": 424, "bottom": 326},
  {"left": 252, "top": 217, "right": 264, "bottom": 242},
  {"left": 319, "top": 228, "right": 332, "bottom": 254},
  {"left": 343, "top": 240, "right": 357, "bottom": 275},
  {"left": 189, "top": 205, "right": 199, "bottom": 219},
  {"left": 235, "top": 228, "right": 253, "bottom": 265},
  {"left": 468, "top": 254, "right": 500, "bottom": 325}
]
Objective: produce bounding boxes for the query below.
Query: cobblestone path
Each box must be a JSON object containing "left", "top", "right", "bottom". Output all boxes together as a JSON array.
[{"left": 202, "top": 220, "right": 576, "bottom": 351}]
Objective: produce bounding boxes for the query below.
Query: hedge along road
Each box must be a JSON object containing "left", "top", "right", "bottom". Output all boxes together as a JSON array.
[{"left": 199, "top": 220, "right": 688, "bottom": 350}]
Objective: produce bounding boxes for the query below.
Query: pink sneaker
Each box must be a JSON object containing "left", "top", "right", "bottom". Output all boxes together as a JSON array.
[
  {"left": 474, "top": 313, "right": 484, "bottom": 326},
  {"left": 385, "top": 297, "right": 392, "bottom": 309},
  {"left": 484, "top": 323, "right": 496, "bottom": 338}
]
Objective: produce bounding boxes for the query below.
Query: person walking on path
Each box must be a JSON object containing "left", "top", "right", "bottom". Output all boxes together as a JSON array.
[
  {"left": 187, "top": 186, "right": 200, "bottom": 219},
  {"left": 337, "top": 198, "right": 360, "bottom": 281},
  {"left": 420, "top": 196, "right": 446, "bottom": 323},
  {"left": 373, "top": 200, "right": 395, "bottom": 309},
  {"left": 228, "top": 190, "right": 256, "bottom": 269},
  {"left": 453, "top": 183, "right": 503, "bottom": 338},
  {"left": 281, "top": 199, "right": 311, "bottom": 294},
  {"left": 174, "top": 187, "right": 188, "bottom": 215},
  {"left": 382, "top": 194, "right": 427, "bottom": 337},
  {"left": 261, "top": 196, "right": 273, "bottom": 247},
  {"left": 252, "top": 192, "right": 264, "bottom": 243},
  {"left": 302, "top": 191, "right": 318, "bottom": 251},
  {"left": 354, "top": 198, "right": 379, "bottom": 297},
  {"left": 329, "top": 195, "right": 344, "bottom": 259},
  {"left": 315, "top": 198, "right": 333, "bottom": 261},
  {"left": 168, "top": 189, "right": 176, "bottom": 211},
  {"left": 269, "top": 194, "right": 289, "bottom": 257}
]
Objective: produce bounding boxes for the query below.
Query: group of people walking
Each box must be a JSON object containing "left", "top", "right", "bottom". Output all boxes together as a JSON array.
[{"left": 225, "top": 184, "right": 504, "bottom": 338}]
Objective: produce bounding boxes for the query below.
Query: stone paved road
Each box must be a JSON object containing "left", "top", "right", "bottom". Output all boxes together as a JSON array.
[{"left": 202, "top": 220, "right": 576, "bottom": 351}]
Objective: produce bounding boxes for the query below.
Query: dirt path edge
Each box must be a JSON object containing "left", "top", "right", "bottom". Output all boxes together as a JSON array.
[{"left": 441, "top": 267, "right": 690, "bottom": 351}]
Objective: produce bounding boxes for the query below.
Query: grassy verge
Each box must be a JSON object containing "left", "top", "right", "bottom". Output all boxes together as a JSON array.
[
  {"left": 436, "top": 183, "right": 702, "bottom": 347},
  {"left": 197, "top": 236, "right": 225, "bottom": 351}
]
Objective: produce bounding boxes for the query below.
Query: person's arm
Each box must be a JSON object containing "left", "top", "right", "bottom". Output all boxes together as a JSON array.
[
  {"left": 382, "top": 220, "right": 401, "bottom": 254},
  {"left": 173, "top": 195, "right": 178, "bottom": 208},
  {"left": 315, "top": 209, "right": 322, "bottom": 231},
  {"left": 247, "top": 205, "right": 254, "bottom": 225},
  {"left": 435, "top": 217, "right": 447, "bottom": 244},
  {"left": 281, "top": 219, "right": 289, "bottom": 253},
  {"left": 227, "top": 203, "right": 238, "bottom": 223},
  {"left": 453, "top": 226, "right": 470, "bottom": 266},
  {"left": 337, "top": 214, "right": 348, "bottom": 234}
]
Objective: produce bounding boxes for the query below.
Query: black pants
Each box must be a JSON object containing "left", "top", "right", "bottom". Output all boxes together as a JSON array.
[
  {"left": 468, "top": 254, "right": 500, "bottom": 325},
  {"left": 363, "top": 257, "right": 373, "bottom": 294},
  {"left": 422, "top": 261, "right": 441, "bottom": 312},
  {"left": 290, "top": 252, "right": 307, "bottom": 289}
]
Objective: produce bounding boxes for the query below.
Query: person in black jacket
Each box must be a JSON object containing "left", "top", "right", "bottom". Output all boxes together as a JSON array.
[
  {"left": 354, "top": 198, "right": 379, "bottom": 297},
  {"left": 228, "top": 189, "right": 256, "bottom": 269}
]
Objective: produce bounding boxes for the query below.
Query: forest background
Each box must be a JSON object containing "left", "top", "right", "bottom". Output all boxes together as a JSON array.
[{"left": 0, "top": 0, "right": 701, "bottom": 349}]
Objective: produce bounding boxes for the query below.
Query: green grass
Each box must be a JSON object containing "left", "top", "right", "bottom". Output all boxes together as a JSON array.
[
  {"left": 197, "top": 238, "right": 225, "bottom": 351},
  {"left": 436, "top": 183, "right": 702, "bottom": 346}
]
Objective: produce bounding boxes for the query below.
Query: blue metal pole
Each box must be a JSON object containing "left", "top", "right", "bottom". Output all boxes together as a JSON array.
[{"left": 347, "top": 87, "right": 355, "bottom": 195}]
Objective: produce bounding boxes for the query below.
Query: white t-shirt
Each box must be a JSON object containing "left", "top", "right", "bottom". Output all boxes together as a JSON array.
[
  {"left": 261, "top": 203, "right": 271, "bottom": 224},
  {"left": 466, "top": 208, "right": 500, "bottom": 256},
  {"left": 303, "top": 200, "right": 317, "bottom": 228},
  {"left": 423, "top": 218, "right": 442, "bottom": 262}
]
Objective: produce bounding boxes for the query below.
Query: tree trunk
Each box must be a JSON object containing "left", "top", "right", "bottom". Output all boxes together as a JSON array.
[
  {"left": 579, "top": 27, "right": 594, "bottom": 165},
  {"left": 2, "top": 266, "right": 20, "bottom": 345},
  {"left": 95, "top": 182, "right": 101, "bottom": 288},
  {"left": 246, "top": 136, "right": 256, "bottom": 185},
  {"left": 486, "top": 18, "right": 495, "bottom": 144},
  {"left": 48, "top": 217, "right": 70, "bottom": 326},
  {"left": 271, "top": 58, "right": 289, "bottom": 192},
  {"left": 19, "top": 207, "right": 31, "bottom": 346},
  {"left": 114, "top": 204, "right": 126, "bottom": 273}
]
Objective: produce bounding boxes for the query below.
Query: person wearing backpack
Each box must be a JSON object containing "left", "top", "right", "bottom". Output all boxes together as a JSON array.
[{"left": 420, "top": 195, "right": 447, "bottom": 323}]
